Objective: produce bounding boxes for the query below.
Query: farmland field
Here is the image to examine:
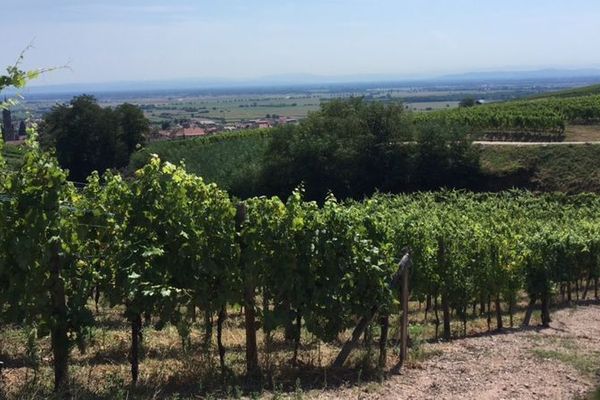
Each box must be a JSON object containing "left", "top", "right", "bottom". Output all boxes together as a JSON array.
[
  {"left": 134, "top": 122, "right": 600, "bottom": 196},
  {"left": 139, "top": 95, "right": 321, "bottom": 124},
  {"left": 13, "top": 79, "right": 585, "bottom": 130}
]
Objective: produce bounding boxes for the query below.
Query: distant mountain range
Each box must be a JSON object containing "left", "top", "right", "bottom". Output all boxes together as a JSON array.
[{"left": 10, "top": 68, "right": 600, "bottom": 96}]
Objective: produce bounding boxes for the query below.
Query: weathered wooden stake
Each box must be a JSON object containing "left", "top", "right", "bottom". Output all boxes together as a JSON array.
[
  {"left": 236, "top": 203, "right": 260, "bottom": 377},
  {"left": 522, "top": 297, "right": 536, "bottom": 327},
  {"left": 582, "top": 272, "right": 592, "bottom": 300},
  {"left": 50, "top": 244, "right": 70, "bottom": 393},
  {"left": 378, "top": 315, "right": 389, "bottom": 369},
  {"left": 495, "top": 295, "right": 503, "bottom": 330},
  {"left": 129, "top": 312, "right": 142, "bottom": 385},
  {"left": 217, "top": 306, "right": 227, "bottom": 374},
  {"left": 392, "top": 252, "right": 412, "bottom": 374},
  {"left": 332, "top": 306, "right": 378, "bottom": 369},
  {"left": 333, "top": 250, "right": 411, "bottom": 370},
  {"left": 541, "top": 293, "right": 551, "bottom": 327},
  {"left": 399, "top": 260, "right": 409, "bottom": 364}
]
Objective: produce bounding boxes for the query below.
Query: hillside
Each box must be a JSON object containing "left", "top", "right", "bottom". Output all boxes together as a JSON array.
[
  {"left": 417, "top": 94, "right": 600, "bottom": 142},
  {"left": 528, "top": 83, "right": 600, "bottom": 99},
  {"left": 133, "top": 127, "right": 600, "bottom": 196},
  {"left": 130, "top": 129, "right": 271, "bottom": 198},
  {"left": 479, "top": 144, "right": 600, "bottom": 193}
]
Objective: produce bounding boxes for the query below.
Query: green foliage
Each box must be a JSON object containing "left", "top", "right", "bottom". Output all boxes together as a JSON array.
[
  {"left": 414, "top": 120, "right": 480, "bottom": 190},
  {"left": 260, "top": 98, "right": 481, "bottom": 200},
  {"left": 0, "top": 49, "right": 42, "bottom": 98},
  {"left": 40, "top": 95, "right": 149, "bottom": 181},
  {"left": 1, "top": 143, "right": 24, "bottom": 170},
  {"left": 4, "top": 135, "right": 600, "bottom": 387},
  {"left": 0, "top": 132, "right": 95, "bottom": 389},
  {"left": 459, "top": 97, "right": 476, "bottom": 108},
  {"left": 115, "top": 103, "right": 149, "bottom": 154},
  {"left": 263, "top": 98, "right": 415, "bottom": 200},
  {"left": 417, "top": 95, "right": 600, "bottom": 141},
  {"left": 130, "top": 129, "right": 271, "bottom": 198},
  {"left": 0, "top": 50, "right": 43, "bottom": 165}
]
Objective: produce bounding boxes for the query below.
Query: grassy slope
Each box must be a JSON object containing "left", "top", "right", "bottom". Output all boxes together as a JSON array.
[
  {"left": 480, "top": 144, "right": 600, "bottom": 193},
  {"left": 130, "top": 129, "right": 271, "bottom": 197},
  {"left": 135, "top": 128, "right": 600, "bottom": 195}
]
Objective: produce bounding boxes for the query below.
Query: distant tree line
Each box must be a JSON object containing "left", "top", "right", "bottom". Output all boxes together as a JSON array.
[{"left": 40, "top": 95, "right": 149, "bottom": 181}]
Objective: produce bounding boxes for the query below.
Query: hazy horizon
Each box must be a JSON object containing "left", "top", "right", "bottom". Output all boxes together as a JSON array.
[{"left": 3, "top": 1, "right": 600, "bottom": 86}]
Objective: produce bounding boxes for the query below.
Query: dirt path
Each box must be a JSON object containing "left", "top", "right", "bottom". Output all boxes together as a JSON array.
[{"left": 309, "top": 305, "right": 600, "bottom": 400}]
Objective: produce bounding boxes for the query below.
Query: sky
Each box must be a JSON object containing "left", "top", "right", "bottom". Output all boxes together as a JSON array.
[{"left": 2, "top": 0, "right": 600, "bottom": 86}]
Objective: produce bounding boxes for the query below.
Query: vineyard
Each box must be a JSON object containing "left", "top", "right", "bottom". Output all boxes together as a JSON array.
[
  {"left": 416, "top": 95, "right": 600, "bottom": 141},
  {"left": 130, "top": 129, "right": 272, "bottom": 198},
  {"left": 2, "top": 137, "right": 600, "bottom": 398},
  {"left": 529, "top": 83, "right": 600, "bottom": 100}
]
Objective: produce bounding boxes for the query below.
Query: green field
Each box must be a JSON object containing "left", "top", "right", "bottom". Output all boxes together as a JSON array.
[
  {"left": 14, "top": 83, "right": 576, "bottom": 130},
  {"left": 137, "top": 93, "right": 462, "bottom": 126},
  {"left": 130, "top": 129, "right": 271, "bottom": 197},
  {"left": 140, "top": 96, "right": 321, "bottom": 124}
]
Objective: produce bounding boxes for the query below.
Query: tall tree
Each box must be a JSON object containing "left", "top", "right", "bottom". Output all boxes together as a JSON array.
[
  {"left": 115, "top": 103, "right": 149, "bottom": 154},
  {"left": 41, "top": 96, "right": 149, "bottom": 181},
  {"left": 262, "top": 98, "right": 413, "bottom": 200},
  {"left": 414, "top": 120, "right": 480, "bottom": 190}
]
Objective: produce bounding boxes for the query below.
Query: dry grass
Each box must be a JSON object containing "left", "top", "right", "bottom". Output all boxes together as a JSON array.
[
  {"left": 0, "top": 292, "right": 592, "bottom": 400},
  {"left": 564, "top": 124, "right": 600, "bottom": 141}
]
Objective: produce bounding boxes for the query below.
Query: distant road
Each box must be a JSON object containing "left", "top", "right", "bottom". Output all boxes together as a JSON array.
[{"left": 474, "top": 141, "right": 600, "bottom": 146}]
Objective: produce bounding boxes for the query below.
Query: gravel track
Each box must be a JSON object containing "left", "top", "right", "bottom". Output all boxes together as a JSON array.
[{"left": 310, "top": 305, "right": 600, "bottom": 400}]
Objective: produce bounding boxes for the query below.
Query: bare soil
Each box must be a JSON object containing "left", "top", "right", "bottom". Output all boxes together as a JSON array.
[
  {"left": 2, "top": 304, "right": 599, "bottom": 399},
  {"left": 565, "top": 125, "right": 600, "bottom": 142},
  {"left": 308, "top": 305, "right": 600, "bottom": 400}
]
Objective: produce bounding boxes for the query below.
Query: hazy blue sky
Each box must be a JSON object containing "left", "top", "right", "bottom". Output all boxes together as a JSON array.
[{"left": 3, "top": 0, "right": 600, "bottom": 85}]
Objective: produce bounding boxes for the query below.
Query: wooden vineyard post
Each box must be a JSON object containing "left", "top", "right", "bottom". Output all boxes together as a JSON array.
[
  {"left": 50, "top": 242, "right": 70, "bottom": 393},
  {"left": 236, "top": 203, "right": 259, "bottom": 378},
  {"left": 332, "top": 249, "right": 411, "bottom": 370},
  {"left": 129, "top": 312, "right": 142, "bottom": 385},
  {"left": 378, "top": 315, "right": 389, "bottom": 369},
  {"left": 392, "top": 251, "right": 412, "bottom": 374},
  {"left": 400, "top": 256, "right": 410, "bottom": 366},
  {"left": 331, "top": 306, "right": 378, "bottom": 369}
]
